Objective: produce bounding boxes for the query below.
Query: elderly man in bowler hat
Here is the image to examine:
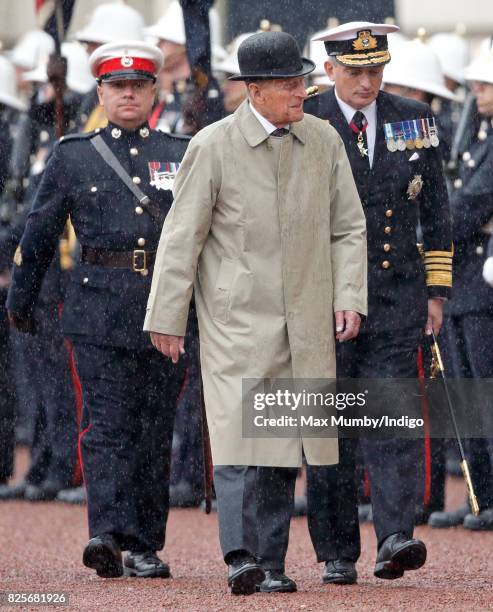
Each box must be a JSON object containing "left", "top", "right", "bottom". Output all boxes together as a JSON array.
[{"left": 145, "top": 31, "right": 368, "bottom": 595}]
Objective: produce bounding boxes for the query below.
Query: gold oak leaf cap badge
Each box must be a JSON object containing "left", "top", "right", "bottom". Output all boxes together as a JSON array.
[{"left": 353, "top": 30, "right": 378, "bottom": 51}]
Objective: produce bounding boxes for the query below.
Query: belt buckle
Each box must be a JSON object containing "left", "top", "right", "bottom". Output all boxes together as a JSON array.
[{"left": 132, "top": 249, "right": 147, "bottom": 273}]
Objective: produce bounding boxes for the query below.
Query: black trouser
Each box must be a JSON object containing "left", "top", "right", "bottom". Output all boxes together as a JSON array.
[
  {"left": 213, "top": 465, "right": 298, "bottom": 571},
  {"left": 307, "top": 327, "right": 422, "bottom": 557},
  {"left": 74, "top": 342, "right": 186, "bottom": 552},
  {"left": 444, "top": 314, "right": 493, "bottom": 509},
  {"left": 0, "top": 289, "right": 15, "bottom": 481}
]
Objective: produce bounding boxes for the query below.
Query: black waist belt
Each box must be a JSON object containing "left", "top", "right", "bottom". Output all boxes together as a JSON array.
[{"left": 81, "top": 246, "right": 156, "bottom": 273}]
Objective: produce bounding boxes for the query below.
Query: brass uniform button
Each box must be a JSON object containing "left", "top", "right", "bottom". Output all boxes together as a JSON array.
[
  {"left": 382, "top": 260, "right": 390, "bottom": 269},
  {"left": 383, "top": 243, "right": 391, "bottom": 252},
  {"left": 130, "top": 148, "right": 138, "bottom": 156},
  {"left": 468, "top": 159, "right": 476, "bottom": 168},
  {"left": 462, "top": 151, "right": 471, "bottom": 162},
  {"left": 135, "top": 206, "right": 144, "bottom": 215},
  {"left": 384, "top": 226, "right": 392, "bottom": 234},
  {"left": 132, "top": 176, "right": 141, "bottom": 185},
  {"left": 137, "top": 237, "right": 146, "bottom": 246},
  {"left": 83, "top": 277, "right": 89, "bottom": 284},
  {"left": 454, "top": 178, "right": 463, "bottom": 189},
  {"left": 91, "top": 186, "right": 98, "bottom": 192},
  {"left": 385, "top": 209, "right": 393, "bottom": 218}
]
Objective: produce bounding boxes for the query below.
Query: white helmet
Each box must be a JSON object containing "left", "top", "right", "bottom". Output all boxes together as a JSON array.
[
  {"left": 75, "top": 2, "right": 145, "bottom": 45},
  {"left": 383, "top": 39, "right": 458, "bottom": 101},
  {"left": 8, "top": 29, "right": 55, "bottom": 70},
  {"left": 23, "top": 42, "right": 94, "bottom": 95},
  {"left": 428, "top": 33, "right": 470, "bottom": 85},
  {"left": 0, "top": 56, "right": 27, "bottom": 111},
  {"left": 464, "top": 49, "right": 493, "bottom": 86},
  {"left": 214, "top": 32, "right": 255, "bottom": 76},
  {"left": 145, "top": 0, "right": 223, "bottom": 57}
]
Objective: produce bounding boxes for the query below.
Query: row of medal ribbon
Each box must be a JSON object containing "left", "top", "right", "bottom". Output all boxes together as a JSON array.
[{"left": 384, "top": 117, "right": 440, "bottom": 152}]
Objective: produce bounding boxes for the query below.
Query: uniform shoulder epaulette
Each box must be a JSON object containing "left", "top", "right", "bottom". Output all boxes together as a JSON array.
[{"left": 58, "top": 130, "right": 100, "bottom": 145}]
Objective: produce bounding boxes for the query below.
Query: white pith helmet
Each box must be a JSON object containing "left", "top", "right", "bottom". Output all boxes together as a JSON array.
[
  {"left": 428, "top": 33, "right": 470, "bottom": 85},
  {"left": 22, "top": 42, "right": 94, "bottom": 95},
  {"left": 383, "top": 39, "right": 458, "bottom": 101},
  {"left": 75, "top": 2, "right": 145, "bottom": 45},
  {"left": 8, "top": 29, "right": 55, "bottom": 70},
  {"left": 0, "top": 56, "right": 27, "bottom": 111}
]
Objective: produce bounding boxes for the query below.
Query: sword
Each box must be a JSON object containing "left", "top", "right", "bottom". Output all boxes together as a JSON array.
[{"left": 429, "top": 332, "right": 480, "bottom": 516}]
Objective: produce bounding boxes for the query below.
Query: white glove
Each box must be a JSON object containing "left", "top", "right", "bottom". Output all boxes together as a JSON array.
[{"left": 482, "top": 256, "right": 493, "bottom": 287}]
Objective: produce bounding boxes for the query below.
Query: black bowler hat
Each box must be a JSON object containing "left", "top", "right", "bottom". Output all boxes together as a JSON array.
[{"left": 229, "top": 31, "right": 315, "bottom": 81}]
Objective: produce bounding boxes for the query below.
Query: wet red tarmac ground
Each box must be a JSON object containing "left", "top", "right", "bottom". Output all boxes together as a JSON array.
[{"left": 0, "top": 448, "right": 492, "bottom": 611}]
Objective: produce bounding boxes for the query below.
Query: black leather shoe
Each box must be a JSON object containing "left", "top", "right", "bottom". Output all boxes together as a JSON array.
[
  {"left": 124, "top": 551, "right": 171, "bottom": 578},
  {"left": 0, "top": 481, "right": 26, "bottom": 500},
  {"left": 257, "top": 570, "right": 297, "bottom": 593},
  {"left": 322, "top": 559, "right": 357, "bottom": 585},
  {"left": 83, "top": 535, "right": 123, "bottom": 578},
  {"left": 24, "top": 481, "right": 65, "bottom": 502},
  {"left": 57, "top": 486, "right": 87, "bottom": 504},
  {"left": 374, "top": 533, "right": 427, "bottom": 580},
  {"left": 463, "top": 507, "right": 493, "bottom": 531},
  {"left": 228, "top": 556, "right": 265, "bottom": 596}
]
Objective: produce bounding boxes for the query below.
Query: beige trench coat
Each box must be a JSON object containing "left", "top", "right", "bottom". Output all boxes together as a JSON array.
[{"left": 144, "top": 100, "right": 367, "bottom": 467}]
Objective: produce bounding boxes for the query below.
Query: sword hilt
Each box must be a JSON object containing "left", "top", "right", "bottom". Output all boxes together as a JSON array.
[{"left": 460, "top": 459, "right": 480, "bottom": 516}]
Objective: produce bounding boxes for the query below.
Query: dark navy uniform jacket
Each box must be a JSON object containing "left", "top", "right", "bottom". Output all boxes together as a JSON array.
[
  {"left": 7, "top": 122, "right": 189, "bottom": 350},
  {"left": 305, "top": 88, "right": 453, "bottom": 333},
  {"left": 447, "top": 119, "right": 493, "bottom": 317}
]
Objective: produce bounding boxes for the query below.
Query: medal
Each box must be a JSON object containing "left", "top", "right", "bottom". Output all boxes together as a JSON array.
[
  {"left": 349, "top": 114, "right": 369, "bottom": 158},
  {"left": 404, "top": 121, "right": 415, "bottom": 150},
  {"left": 428, "top": 117, "right": 439, "bottom": 147},
  {"left": 394, "top": 123, "right": 406, "bottom": 151},
  {"left": 414, "top": 120, "right": 424, "bottom": 149},
  {"left": 385, "top": 122, "right": 397, "bottom": 152},
  {"left": 357, "top": 132, "right": 368, "bottom": 157},
  {"left": 422, "top": 119, "right": 431, "bottom": 148}
]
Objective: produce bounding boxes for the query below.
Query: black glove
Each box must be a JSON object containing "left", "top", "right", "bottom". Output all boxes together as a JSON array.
[{"left": 8, "top": 311, "right": 36, "bottom": 334}]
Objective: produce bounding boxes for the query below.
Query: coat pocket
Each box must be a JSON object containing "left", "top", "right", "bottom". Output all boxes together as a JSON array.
[{"left": 212, "top": 257, "right": 236, "bottom": 324}]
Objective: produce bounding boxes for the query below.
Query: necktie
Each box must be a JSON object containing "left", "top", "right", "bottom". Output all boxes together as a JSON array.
[
  {"left": 271, "top": 128, "right": 290, "bottom": 137},
  {"left": 349, "top": 111, "right": 369, "bottom": 159}
]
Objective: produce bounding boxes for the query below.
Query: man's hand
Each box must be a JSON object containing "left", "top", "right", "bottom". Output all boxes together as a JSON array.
[
  {"left": 150, "top": 332, "right": 185, "bottom": 363},
  {"left": 335, "top": 310, "right": 361, "bottom": 342},
  {"left": 425, "top": 298, "right": 444, "bottom": 336}
]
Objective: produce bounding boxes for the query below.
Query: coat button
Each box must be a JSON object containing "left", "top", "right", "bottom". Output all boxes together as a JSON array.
[
  {"left": 130, "top": 148, "right": 138, "bottom": 156},
  {"left": 385, "top": 209, "right": 393, "bottom": 218},
  {"left": 383, "top": 243, "right": 391, "bottom": 252},
  {"left": 91, "top": 186, "right": 97, "bottom": 192},
  {"left": 132, "top": 176, "right": 141, "bottom": 184},
  {"left": 454, "top": 178, "right": 463, "bottom": 189},
  {"left": 468, "top": 159, "right": 476, "bottom": 168},
  {"left": 476, "top": 245, "right": 484, "bottom": 255},
  {"left": 462, "top": 151, "right": 471, "bottom": 161},
  {"left": 384, "top": 226, "right": 392, "bottom": 234},
  {"left": 135, "top": 206, "right": 144, "bottom": 215},
  {"left": 137, "top": 237, "right": 145, "bottom": 246},
  {"left": 83, "top": 277, "right": 89, "bottom": 284},
  {"left": 141, "top": 269, "right": 149, "bottom": 277},
  {"left": 382, "top": 260, "right": 390, "bottom": 269}
]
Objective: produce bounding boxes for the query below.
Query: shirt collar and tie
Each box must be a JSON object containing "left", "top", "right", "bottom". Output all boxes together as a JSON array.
[
  {"left": 334, "top": 89, "right": 377, "bottom": 167},
  {"left": 249, "top": 102, "right": 290, "bottom": 136}
]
